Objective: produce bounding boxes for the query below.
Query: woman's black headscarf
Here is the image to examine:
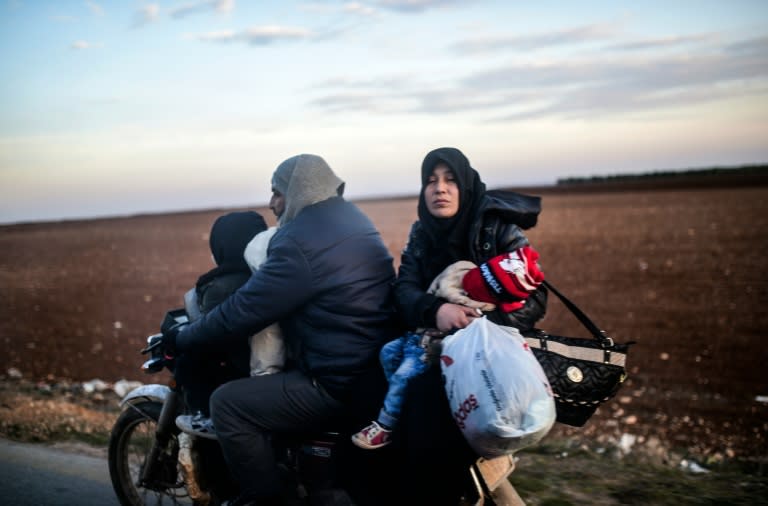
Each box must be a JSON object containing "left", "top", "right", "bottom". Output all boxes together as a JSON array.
[
  {"left": 417, "top": 147, "right": 486, "bottom": 274},
  {"left": 195, "top": 211, "right": 267, "bottom": 289}
]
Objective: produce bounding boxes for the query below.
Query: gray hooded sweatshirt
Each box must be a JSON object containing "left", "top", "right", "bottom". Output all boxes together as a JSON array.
[{"left": 271, "top": 154, "right": 345, "bottom": 226}]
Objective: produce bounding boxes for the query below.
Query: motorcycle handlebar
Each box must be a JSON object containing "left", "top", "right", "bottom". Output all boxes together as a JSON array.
[{"left": 141, "top": 333, "right": 164, "bottom": 355}]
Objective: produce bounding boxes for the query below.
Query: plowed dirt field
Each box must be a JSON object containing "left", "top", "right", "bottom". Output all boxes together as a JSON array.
[{"left": 2, "top": 177, "right": 767, "bottom": 463}]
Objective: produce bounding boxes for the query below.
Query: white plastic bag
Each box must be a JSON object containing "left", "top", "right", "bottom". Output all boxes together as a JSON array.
[{"left": 440, "top": 316, "right": 556, "bottom": 458}]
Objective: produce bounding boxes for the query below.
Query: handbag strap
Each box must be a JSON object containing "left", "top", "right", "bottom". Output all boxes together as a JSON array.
[{"left": 541, "top": 279, "right": 614, "bottom": 347}]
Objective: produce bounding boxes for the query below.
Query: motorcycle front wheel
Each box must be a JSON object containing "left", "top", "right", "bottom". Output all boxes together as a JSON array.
[{"left": 108, "top": 400, "right": 199, "bottom": 506}]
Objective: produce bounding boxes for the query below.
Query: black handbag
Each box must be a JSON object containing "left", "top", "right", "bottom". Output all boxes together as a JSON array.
[{"left": 523, "top": 280, "right": 633, "bottom": 427}]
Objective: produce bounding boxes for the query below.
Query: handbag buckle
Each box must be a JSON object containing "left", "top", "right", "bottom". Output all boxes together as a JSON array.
[{"left": 599, "top": 330, "right": 614, "bottom": 348}]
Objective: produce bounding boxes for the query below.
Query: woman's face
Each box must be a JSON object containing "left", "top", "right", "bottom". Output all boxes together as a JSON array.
[{"left": 424, "top": 163, "right": 460, "bottom": 218}]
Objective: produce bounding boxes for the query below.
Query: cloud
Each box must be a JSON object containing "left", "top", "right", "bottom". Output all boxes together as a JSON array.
[
  {"left": 464, "top": 49, "right": 768, "bottom": 121},
  {"left": 193, "top": 29, "right": 235, "bottom": 41},
  {"left": 343, "top": 2, "right": 378, "bottom": 16},
  {"left": 71, "top": 40, "right": 92, "bottom": 50},
  {"left": 375, "top": 0, "right": 467, "bottom": 13},
  {"left": 410, "top": 88, "right": 534, "bottom": 114},
  {"left": 494, "top": 80, "right": 768, "bottom": 122},
  {"left": 463, "top": 48, "right": 768, "bottom": 93},
  {"left": 134, "top": 4, "right": 160, "bottom": 27},
  {"left": 70, "top": 40, "right": 103, "bottom": 50},
  {"left": 307, "top": 74, "right": 420, "bottom": 113},
  {"left": 194, "top": 25, "right": 313, "bottom": 45},
  {"left": 310, "top": 93, "right": 389, "bottom": 113},
  {"left": 454, "top": 23, "right": 617, "bottom": 54},
  {"left": 726, "top": 35, "right": 768, "bottom": 56},
  {"left": 607, "top": 33, "right": 717, "bottom": 51},
  {"left": 86, "top": 1, "right": 104, "bottom": 16},
  {"left": 216, "top": 0, "right": 235, "bottom": 13},
  {"left": 169, "top": 0, "right": 234, "bottom": 19},
  {"left": 308, "top": 35, "right": 768, "bottom": 121},
  {"left": 308, "top": 76, "right": 514, "bottom": 115},
  {"left": 313, "top": 75, "right": 411, "bottom": 90}
]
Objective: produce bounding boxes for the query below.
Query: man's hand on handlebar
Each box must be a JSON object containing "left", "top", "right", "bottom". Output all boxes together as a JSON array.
[{"left": 160, "top": 321, "right": 188, "bottom": 357}]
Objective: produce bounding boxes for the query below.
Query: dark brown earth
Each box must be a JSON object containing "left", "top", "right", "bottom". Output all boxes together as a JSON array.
[{"left": 1, "top": 175, "right": 767, "bottom": 468}]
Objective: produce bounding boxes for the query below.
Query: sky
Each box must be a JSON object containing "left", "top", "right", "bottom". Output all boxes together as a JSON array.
[{"left": 1, "top": 0, "right": 767, "bottom": 224}]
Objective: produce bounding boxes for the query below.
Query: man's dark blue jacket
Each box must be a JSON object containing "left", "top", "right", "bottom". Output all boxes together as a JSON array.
[{"left": 176, "top": 196, "right": 397, "bottom": 401}]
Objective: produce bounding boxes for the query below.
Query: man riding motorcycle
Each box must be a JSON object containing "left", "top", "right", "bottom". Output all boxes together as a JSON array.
[{"left": 161, "top": 154, "right": 399, "bottom": 505}]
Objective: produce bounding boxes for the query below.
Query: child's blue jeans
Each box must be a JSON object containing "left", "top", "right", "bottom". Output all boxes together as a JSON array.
[{"left": 377, "top": 331, "right": 430, "bottom": 429}]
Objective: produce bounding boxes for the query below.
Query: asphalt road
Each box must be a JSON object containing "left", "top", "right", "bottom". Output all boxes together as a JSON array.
[{"left": 0, "top": 438, "right": 119, "bottom": 505}]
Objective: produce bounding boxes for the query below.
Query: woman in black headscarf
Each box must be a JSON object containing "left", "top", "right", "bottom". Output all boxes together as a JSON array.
[
  {"left": 175, "top": 211, "right": 268, "bottom": 429},
  {"left": 195, "top": 211, "right": 269, "bottom": 314},
  {"left": 392, "top": 147, "right": 548, "bottom": 504}
]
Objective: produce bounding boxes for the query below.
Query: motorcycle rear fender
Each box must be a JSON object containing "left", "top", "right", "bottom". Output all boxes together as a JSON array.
[{"left": 119, "top": 384, "right": 172, "bottom": 409}]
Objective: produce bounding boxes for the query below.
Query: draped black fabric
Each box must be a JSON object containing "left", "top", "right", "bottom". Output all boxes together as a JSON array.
[
  {"left": 195, "top": 211, "right": 267, "bottom": 290},
  {"left": 416, "top": 147, "right": 487, "bottom": 283}
]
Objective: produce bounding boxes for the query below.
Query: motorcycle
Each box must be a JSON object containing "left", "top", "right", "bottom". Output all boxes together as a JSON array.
[{"left": 107, "top": 309, "right": 523, "bottom": 506}]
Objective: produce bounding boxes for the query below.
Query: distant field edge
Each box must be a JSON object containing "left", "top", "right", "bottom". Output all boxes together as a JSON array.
[
  {"left": 520, "top": 165, "right": 768, "bottom": 195},
  {"left": 504, "top": 171, "right": 768, "bottom": 196}
]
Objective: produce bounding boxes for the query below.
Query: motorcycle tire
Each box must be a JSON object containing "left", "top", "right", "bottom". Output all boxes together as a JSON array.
[{"left": 108, "top": 400, "right": 206, "bottom": 506}]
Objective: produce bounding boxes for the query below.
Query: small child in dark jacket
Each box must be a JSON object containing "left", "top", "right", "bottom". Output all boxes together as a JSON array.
[
  {"left": 174, "top": 211, "right": 268, "bottom": 438},
  {"left": 186, "top": 211, "right": 268, "bottom": 317}
]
